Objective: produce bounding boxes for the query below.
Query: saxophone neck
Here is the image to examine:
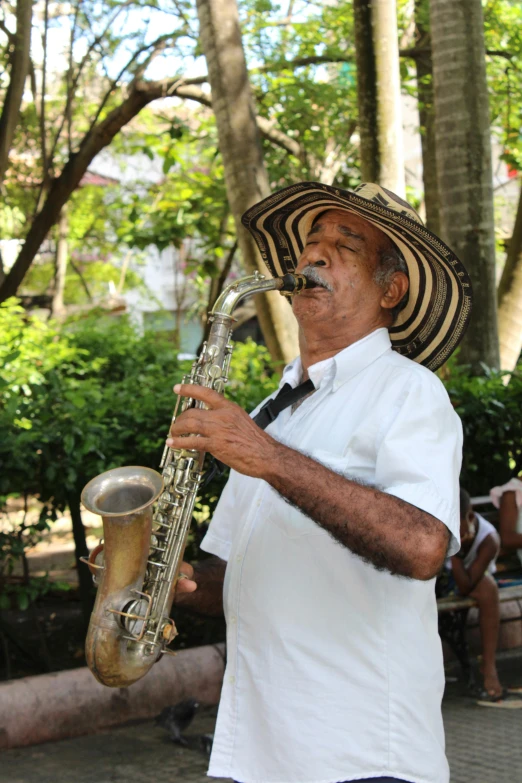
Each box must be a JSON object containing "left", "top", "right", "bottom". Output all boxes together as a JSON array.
[{"left": 210, "top": 271, "right": 315, "bottom": 318}]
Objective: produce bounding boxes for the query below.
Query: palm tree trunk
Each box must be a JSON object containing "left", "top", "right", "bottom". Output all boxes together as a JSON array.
[
  {"left": 371, "top": 0, "right": 406, "bottom": 197},
  {"left": 414, "top": 0, "right": 440, "bottom": 235},
  {"left": 497, "top": 184, "right": 522, "bottom": 371},
  {"left": 430, "top": 0, "right": 499, "bottom": 371},
  {"left": 195, "top": 0, "right": 299, "bottom": 366},
  {"left": 353, "top": 0, "right": 379, "bottom": 182}
]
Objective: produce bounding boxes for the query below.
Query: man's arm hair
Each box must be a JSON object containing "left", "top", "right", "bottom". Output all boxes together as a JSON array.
[
  {"left": 263, "top": 446, "right": 450, "bottom": 581},
  {"left": 174, "top": 556, "right": 226, "bottom": 617}
]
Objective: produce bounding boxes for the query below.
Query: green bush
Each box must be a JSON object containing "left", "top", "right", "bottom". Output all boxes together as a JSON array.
[
  {"left": 6, "top": 294, "right": 520, "bottom": 607},
  {"left": 441, "top": 362, "right": 522, "bottom": 496},
  {"left": 0, "top": 300, "right": 278, "bottom": 607}
]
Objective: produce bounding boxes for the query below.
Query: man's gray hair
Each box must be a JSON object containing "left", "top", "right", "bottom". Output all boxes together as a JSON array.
[{"left": 373, "top": 246, "right": 409, "bottom": 323}]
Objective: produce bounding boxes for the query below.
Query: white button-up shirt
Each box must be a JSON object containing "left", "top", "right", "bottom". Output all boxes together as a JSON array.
[{"left": 201, "top": 328, "right": 462, "bottom": 783}]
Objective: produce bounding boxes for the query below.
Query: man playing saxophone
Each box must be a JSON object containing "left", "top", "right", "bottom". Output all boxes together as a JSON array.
[{"left": 169, "top": 183, "right": 471, "bottom": 783}]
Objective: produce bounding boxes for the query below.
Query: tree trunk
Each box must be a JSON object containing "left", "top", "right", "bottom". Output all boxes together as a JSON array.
[
  {"left": 196, "top": 0, "right": 299, "bottom": 366},
  {"left": 430, "top": 0, "right": 499, "bottom": 370},
  {"left": 67, "top": 491, "right": 94, "bottom": 630},
  {"left": 371, "top": 0, "right": 406, "bottom": 197},
  {"left": 0, "top": 0, "right": 32, "bottom": 186},
  {"left": 497, "top": 184, "right": 522, "bottom": 371},
  {"left": 353, "top": 0, "right": 379, "bottom": 182},
  {"left": 414, "top": 0, "right": 440, "bottom": 235},
  {"left": 50, "top": 209, "right": 68, "bottom": 317}
]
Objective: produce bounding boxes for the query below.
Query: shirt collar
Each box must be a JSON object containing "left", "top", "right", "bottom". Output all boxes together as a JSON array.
[{"left": 281, "top": 328, "right": 392, "bottom": 391}]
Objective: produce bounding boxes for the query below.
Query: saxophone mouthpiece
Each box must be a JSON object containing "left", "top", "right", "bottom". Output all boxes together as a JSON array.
[{"left": 278, "top": 273, "right": 318, "bottom": 296}]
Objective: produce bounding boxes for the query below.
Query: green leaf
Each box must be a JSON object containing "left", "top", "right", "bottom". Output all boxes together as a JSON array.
[{"left": 3, "top": 350, "right": 21, "bottom": 363}]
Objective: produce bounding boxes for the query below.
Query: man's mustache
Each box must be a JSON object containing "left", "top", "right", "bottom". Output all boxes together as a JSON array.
[{"left": 301, "top": 265, "right": 334, "bottom": 292}]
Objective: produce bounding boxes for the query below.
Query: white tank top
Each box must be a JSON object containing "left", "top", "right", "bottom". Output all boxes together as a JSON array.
[{"left": 447, "top": 513, "right": 500, "bottom": 574}]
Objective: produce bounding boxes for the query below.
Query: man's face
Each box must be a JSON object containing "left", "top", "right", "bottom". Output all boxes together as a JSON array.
[{"left": 292, "top": 209, "right": 394, "bottom": 327}]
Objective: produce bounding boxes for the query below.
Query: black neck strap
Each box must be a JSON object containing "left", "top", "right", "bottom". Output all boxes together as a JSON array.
[
  {"left": 201, "top": 378, "right": 315, "bottom": 487},
  {"left": 252, "top": 379, "right": 315, "bottom": 430}
]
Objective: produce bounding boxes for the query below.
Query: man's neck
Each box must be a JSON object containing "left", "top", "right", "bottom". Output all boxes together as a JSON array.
[{"left": 298, "top": 322, "right": 385, "bottom": 376}]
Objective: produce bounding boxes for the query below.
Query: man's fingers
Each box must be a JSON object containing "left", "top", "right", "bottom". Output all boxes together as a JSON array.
[
  {"left": 177, "top": 563, "right": 197, "bottom": 593},
  {"left": 174, "top": 383, "right": 226, "bottom": 408},
  {"left": 180, "top": 562, "right": 194, "bottom": 579},
  {"left": 166, "top": 434, "right": 210, "bottom": 450},
  {"left": 170, "top": 410, "right": 211, "bottom": 438},
  {"left": 177, "top": 576, "right": 197, "bottom": 593}
]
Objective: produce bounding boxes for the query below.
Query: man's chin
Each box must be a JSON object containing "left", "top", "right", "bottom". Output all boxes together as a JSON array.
[{"left": 292, "top": 293, "right": 331, "bottom": 320}]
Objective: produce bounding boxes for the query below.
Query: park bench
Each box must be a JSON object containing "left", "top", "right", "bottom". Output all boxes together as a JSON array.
[{"left": 436, "top": 494, "right": 522, "bottom": 687}]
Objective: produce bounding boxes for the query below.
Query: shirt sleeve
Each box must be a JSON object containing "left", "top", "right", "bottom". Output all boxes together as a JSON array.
[{"left": 375, "top": 369, "right": 463, "bottom": 556}]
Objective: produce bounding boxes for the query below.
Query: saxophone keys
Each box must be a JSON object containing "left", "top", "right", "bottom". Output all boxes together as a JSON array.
[
  {"left": 162, "top": 619, "right": 178, "bottom": 644},
  {"left": 208, "top": 364, "right": 222, "bottom": 380}
]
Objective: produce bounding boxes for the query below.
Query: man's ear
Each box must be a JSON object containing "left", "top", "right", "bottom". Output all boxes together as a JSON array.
[{"left": 380, "top": 272, "right": 409, "bottom": 313}]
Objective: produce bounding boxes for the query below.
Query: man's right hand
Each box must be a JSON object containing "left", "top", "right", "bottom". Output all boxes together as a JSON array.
[
  {"left": 177, "top": 562, "right": 198, "bottom": 593},
  {"left": 173, "top": 556, "right": 226, "bottom": 616}
]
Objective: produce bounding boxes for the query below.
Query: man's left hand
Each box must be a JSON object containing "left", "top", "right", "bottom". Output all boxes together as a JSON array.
[{"left": 166, "top": 384, "right": 278, "bottom": 478}]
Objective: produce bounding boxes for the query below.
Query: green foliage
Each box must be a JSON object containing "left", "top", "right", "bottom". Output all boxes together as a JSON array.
[
  {"left": 0, "top": 299, "right": 183, "bottom": 607},
  {"left": 0, "top": 303, "right": 279, "bottom": 607},
  {"left": 23, "top": 259, "right": 145, "bottom": 305},
  {"left": 484, "top": 0, "right": 522, "bottom": 170},
  {"left": 4, "top": 295, "right": 522, "bottom": 610},
  {"left": 442, "top": 361, "right": 522, "bottom": 495},
  {"left": 115, "top": 127, "right": 231, "bottom": 259},
  {"left": 226, "top": 338, "right": 279, "bottom": 409}
]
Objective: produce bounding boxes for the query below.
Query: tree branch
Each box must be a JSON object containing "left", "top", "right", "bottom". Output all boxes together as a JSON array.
[
  {"left": 40, "top": 0, "right": 49, "bottom": 172},
  {"left": 47, "top": 0, "right": 137, "bottom": 165},
  {"left": 0, "top": 0, "right": 32, "bottom": 185},
  {"left": 0, "top": 19, "right": 15, "bottom": 45},
  {"left": 0, "top": 75, "right": 305, "bottom": 302},
  {"left": 486, "top": 49, "right": 516, "bottom": 63},
  {"left": 173, "top": 83, "right": 305, "bottom": 159},
  {"left": 67, "top": 0, "right": 81, "bottom": 155},
  {"left": 69, "top": 258, "right": 93, "bottom": 302},
  {"left": 85, "top": 32, "right": 187, "bottom": 140}
]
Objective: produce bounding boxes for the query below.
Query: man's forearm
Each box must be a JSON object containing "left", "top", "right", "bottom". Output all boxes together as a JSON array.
[
  {"left": 175, "top": 556, "right": 226, "bottom": 616},
  {"left": 450, "top": 556, "right": 474, "bottom": 595},
  {"left": 262, "top": 444, "right": 449, "bottom": 581},
  {"left": 166, "top": 383, "right": 450, "bottom": 581}
]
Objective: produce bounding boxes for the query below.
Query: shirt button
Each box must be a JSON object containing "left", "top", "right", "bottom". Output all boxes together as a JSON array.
[
  {"left": 236, "top": 555, "right": 242, "bottom": 562},
  {"left": 230, "top": 615, "right": 236, "bottom": 624},
  {"left": 229, "top": 675, "right": 236, "bottom": 684}
]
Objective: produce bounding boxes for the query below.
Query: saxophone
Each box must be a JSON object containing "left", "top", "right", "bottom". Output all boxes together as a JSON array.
[{"left": 81, "top": 271, "right": 314, "bottom": 687}]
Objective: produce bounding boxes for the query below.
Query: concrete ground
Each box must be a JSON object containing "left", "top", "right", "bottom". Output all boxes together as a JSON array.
[{"left": 3, "top": 652, "right": 522, "bottom": 783}]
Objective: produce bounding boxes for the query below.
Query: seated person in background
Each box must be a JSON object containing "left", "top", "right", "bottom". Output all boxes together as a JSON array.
[
  {"left": 446, "top": 487, "right": 502, "bottom": 700},
  {"left": 491, "top": 474, "right": 522, "bottom": 566}
]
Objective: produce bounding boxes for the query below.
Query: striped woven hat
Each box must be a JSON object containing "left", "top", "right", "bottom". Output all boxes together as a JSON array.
[{"left": 241, "top": 181, "right": 473, "bottom": 371}]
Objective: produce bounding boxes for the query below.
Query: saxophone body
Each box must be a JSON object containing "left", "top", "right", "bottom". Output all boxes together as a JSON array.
[{"left": 81, "top": 271, "right": 314, "bottom": 687}]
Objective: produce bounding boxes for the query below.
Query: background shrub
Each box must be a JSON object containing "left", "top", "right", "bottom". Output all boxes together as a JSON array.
[{"left": 3, "top": 296, "right": 521, "bottom": 613}]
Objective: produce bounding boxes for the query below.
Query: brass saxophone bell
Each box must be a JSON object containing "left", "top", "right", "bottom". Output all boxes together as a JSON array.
[{"left": 81, "top": 466, "right": 164, "bottom": 688}]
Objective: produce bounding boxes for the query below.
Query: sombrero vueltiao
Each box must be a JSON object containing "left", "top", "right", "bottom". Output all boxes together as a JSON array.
[{"left": 241, "top": 181, "right": 473, "bottom": 372}]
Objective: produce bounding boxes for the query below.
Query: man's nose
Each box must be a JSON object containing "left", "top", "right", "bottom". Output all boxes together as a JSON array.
[{"left": 298, "top": 242, "right": 331, "bottom": 269}]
